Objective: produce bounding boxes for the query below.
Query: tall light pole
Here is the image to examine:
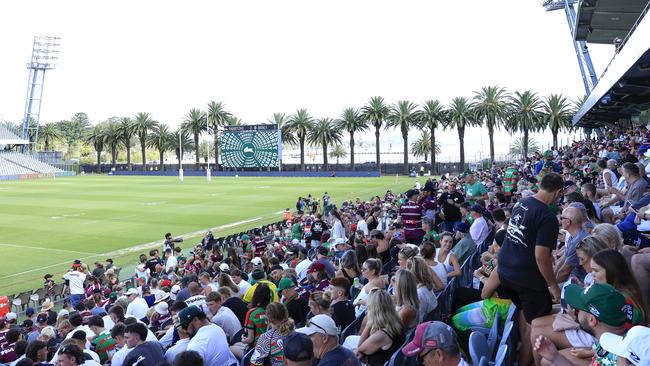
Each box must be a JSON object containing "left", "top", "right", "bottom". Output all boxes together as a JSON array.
[
  {"left": 178, "top": 125, "right": 184, "bottom": 182},
  {"left": 206, "top": 111, "right": 211, "bottom": 181},
  {"left": 21, "top": 36, "right": 60, "bottom": 153}
]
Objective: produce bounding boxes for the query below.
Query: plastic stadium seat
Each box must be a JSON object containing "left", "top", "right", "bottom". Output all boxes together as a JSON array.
[
  {"left": 230, "top": 328, "right": 245, "bottom": 346},
  {"left": 469, "top": 331, "right": 491, "bottom": 366},
  {"left": 52, "top": 283, "right": 65, "bottom": 301},
  {"left": 479, "top": 356, "right": 490, "bottom": 366},
  {"left": 11, "top": 296, "right": 22, "bottom": 313},
  {"left": 339, "top": 312, "right": 365, "bottom": 345},
  {"left": 240, "top": 348, "right": 254, "bottom": 366},
  {"left": 470, "top": 311, "right": 500, "bottom": 357},
  {"left": 498, "top": 321, "right": 514, "bottom": 365},
  {"left": 493, "top": 344, "right": 508, "bottom": 366}
]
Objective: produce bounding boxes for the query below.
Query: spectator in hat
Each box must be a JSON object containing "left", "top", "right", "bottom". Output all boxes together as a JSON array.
[
  {"left": 282, "top": 332, "right": 314, "bottom": 366},
  {"left": 125, "top": 288, "right": 149, "bottom": 321},
  {"left": 296, "top": 314, "right": 360, "bottom": 366},
  {"left": 278, "top": 277, "right": 308, "bottom": 327},
  {"left": 451, "top": 226, "right": 476, "bottom": 270},
  {"left": 399, "top": 189, "right": 425, "bottom": 245},
  {"left": 205, "top": 291, "right": 241, "bottom": 342},
  {"left": 177, "top": 306, "right": 237, "bottom": 366},
  {"left": 534, "top": 283, "right": 630, "bottom": 366},
  {"left": 401, "top": 321, "right": 468, "bottom": 366},
  {"left": 121, "top": 322, "right": 165, "bottom": 366},
  {"left": 463, "top": 170, "right": 488, "bottom": 205},
  {"left": 600, "top": 325, "right": 650, "bottom": 366},
  {"left": 469, "top": 204, "right": 489, "bottom": 247},
  {"left": 535, "top": 150, "right": 561, "bottom": 175}
]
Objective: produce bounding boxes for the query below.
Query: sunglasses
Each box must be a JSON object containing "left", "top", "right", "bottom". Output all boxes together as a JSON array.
[{"left": 306, "top": 319, "right": 328, "bottom": 334}]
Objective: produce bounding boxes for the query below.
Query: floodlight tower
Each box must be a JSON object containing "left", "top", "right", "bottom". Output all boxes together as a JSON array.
[
  {"left": 543, "top": 0, "right": 598, "bottom": 94},
  {"left": 21, "top": 36, "right": 60, "bottom": 152}
]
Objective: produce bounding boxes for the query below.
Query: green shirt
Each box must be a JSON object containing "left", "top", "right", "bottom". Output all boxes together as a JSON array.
[
  {"left": 292, "top": 223, "right": 302, "bottom": 240},
  {"left": 92, "top": 330, "right": 116, "bottom": 364},
  {"left": 245, "top": 307, "right": 268, "bottom": 344},
  {"left": 465, "top": 181, "right": 487, "bottom": 204},
  {"left": 423, "top": 230, "right": 440, "bottom": 243}
]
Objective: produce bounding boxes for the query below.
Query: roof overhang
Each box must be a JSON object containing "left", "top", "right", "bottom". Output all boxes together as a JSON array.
[
  {"left": 575, "top": 0, "right": 649, "bottom": 44},
  {"left": 573, "top": 7, "right": 650, "bottom": 127}
]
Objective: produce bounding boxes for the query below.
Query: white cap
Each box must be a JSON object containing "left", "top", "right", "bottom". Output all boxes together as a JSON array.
[
  {"left": 154, "top": 302, "right": 169, "bottom": 316},
  {"left": 40, "top": 326, "right": 56, "bottom": 338},
  {"left": 600, "top": 326, "right": 650, "bottom": 366},
  {"left": 291, "top": 239, "right": 300, "bottom": 245},
  {"left": 296, "top": 314, "right": 339, "bottom": 336},
  {"left": 125, "top": 288, "right": 139, "bottom": 296},
  {"left": 251, "top": 257, "right": 263, "bottom": 266},
  {"left": 170, "top": 285, "right": 181, "bottom": 300},
  {"left": 5, "top": 312, "right": 16, "bottom": 321},
  {"left": 58, "top": 309, "right": 69, "bottom": 317},
  {"left": 219, "top": 263, "right": 230, "bottom": 272}
]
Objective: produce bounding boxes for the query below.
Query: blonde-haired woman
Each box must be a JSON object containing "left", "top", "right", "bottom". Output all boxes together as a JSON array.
[
  {"left": 591, "top": 223, "right": 623, "bottom": 250},
  {"left": 309, "top": 291, "right": 332, "bottom": 316},
  {"left": 353, "top": 258, "right": 386, "bottom": 317},
  {"left": 357, "top": 289, "right": 405, "bottom": 366},
  {"left": 407, "top": 257, "right": 443, "bottom": 322},
  {"left": 393, "top": 269, "right": 419, "bottom": 327},
  {"left": 250, "top": 302, "right": 295, "bottom": 366}
]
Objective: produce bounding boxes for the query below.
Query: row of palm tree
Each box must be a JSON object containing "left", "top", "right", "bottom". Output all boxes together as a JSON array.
[{"left": 34, "top": 86, "right": 578, "bottom": 174}]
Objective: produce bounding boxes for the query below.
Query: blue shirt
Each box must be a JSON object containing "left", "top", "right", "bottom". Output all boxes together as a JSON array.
[
  {"left": 565, "top": 229, "right": 588, "bottom": 281},
  {"left": 535, "top": 160, "right": 561, "bottom": 174}
]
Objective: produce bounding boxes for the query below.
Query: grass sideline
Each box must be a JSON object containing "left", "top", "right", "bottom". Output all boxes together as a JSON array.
[{"left": 0, "top": 175, "right": 416, "bottom": 295}]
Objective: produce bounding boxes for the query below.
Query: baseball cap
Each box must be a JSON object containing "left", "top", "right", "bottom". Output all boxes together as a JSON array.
[
  {"left": 125, "top": 288, "right": 139, "bottom": 296},
  {"left": 543, "top": 150, "right": 553, "bottom": 158},
  {"left": 454, "top": 222, "right": 470, "bottom": 234},
  {"left": 251, "top": 257, "right": 263, "bottom": 266},
  {"left": 296, "top": 314, "right": 339, "bottom": 336},
  {"left": 565, "top": 283, "right": 629, "bottom": 327},
  {"left": 160, "top": 279, "right": 172, "bottom": 288},
  {"left": 460, "top": 169, "right": 473, "bottom": 178},
  {"left": 170, "top": 285, "right": 181, "bottom": 300},
  {"left": 5, "top": 312, "right": 17, "bottom": 321},
  {"left": 240, "top": 234, "right": 250, "bottom": 241},
  {"left": 317, "top": 246, "right": 329, "bottom": 257},
  {"left": 277, "top": 277, "right": 295, "bottom": 293},
  {"left": 177, "top": 305, "right": 203, "bottom": 328},
  {"left": 564, "top": 180, "right": 576, "bottom": 189},
  {"left": 307, "top": 262, "right": 325, "bottom": 274},
  {"left": 283, "top": 332, "right": 314, "bottom": 362},
  {"left": 25, "top": 307, "right": 35, "bottom": 317},
  {"left": 219, "top": 263, "right": 230, "bottom": 272},
  {"left": 36, "top": 313, "right": 48, "bottom": 324},
  {"left": 469, "top": 204, "right": 483, "bottom": 213},
  {"left": 600, "top": 326, "right": 650, "bottom": 366},
  {"left": 58, "top": 309, "right": 69, "bottom": 317},
  {"left": 291, "top": 239, "right": 300, "bottom": 245},
  {"left": 402, "top": 321, "right": 459, "bottom": 357}
]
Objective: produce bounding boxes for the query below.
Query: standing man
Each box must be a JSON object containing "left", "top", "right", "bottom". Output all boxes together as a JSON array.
[
  {"left": 462, "top": 170, "right": 488, "bottom": 205},
  {"left": 535, "top": 150, "right": 561, "bottom": 175},
  {"left": 399, "top": 189, "right": 425, "bottom": 245},
  {"left": 178, "top": 306, "right": 238, "bottom": 366},
  {"left": 437, "top": 182, "right": 465, "bottom": 232},
  {"left": 497, "top": 173, "right": 564, "bottom": 363},
  {"left": 310, "top": 214, "right": 328, "bottom": 248}
]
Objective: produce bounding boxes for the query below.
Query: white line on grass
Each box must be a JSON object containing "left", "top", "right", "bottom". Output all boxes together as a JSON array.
[
  {"left": 0, "top": 244, "right": 98, "bottom": 256},
  {"left": 0, "top": 214, "right": 273, "bottom": 280}
]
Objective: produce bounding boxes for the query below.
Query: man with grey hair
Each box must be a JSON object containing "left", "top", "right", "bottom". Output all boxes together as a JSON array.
[{"left": 556, "top": 206, "right": 588, "bottom": 283}]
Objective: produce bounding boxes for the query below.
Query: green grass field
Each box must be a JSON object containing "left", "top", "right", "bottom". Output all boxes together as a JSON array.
[{"left": 0, "top": 175, "right": 414, "bottom": 295}]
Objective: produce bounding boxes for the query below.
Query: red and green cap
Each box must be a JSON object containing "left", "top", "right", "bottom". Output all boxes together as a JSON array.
[{"left": 565, "top": 283, "right": 630, "bottom": 327}]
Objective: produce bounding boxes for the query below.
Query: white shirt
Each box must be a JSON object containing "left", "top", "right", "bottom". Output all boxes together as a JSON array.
[
  {"left": 103, "top": 315, "right": 115, "bottom": 331},
  {"left": 110, "top": 346, "right": 132, "bottom": 366},
  {"left": 357, "top": 219, "right": 369, "bottom": 236},
  {"left": 126, "top": 297, "right": 150, "bottom": 320},
  {"left": 331, "top": 220, "right": 345, "bottom": 240},
  {"left": 235, "top": 280, "right": 251, "bottom": 298},
  {"left": 185, "top": 295, "right": 208, "bottom": 313},
  {"left": 80, "top": 360, "right": 101, "bottom": 366},
  {"left": 211, "top": 306, "right": 242, "bottom": 341},
  {"left": 165, "top": 256, "right": 178, "bottom": 272},
  {"left": 64, "top": 271, "right": 87, "bottom": 295},
  {"left": 470, "top": 217, "right": 489, "bottom": 246},
  {"left": 159, "top": 326, "right": 174, "bottom": 348},
  {"left": 295, "top": 259, "right": 312, "bottom": 282},
  {"left": 186, "top": 323, "right": 238, "bottom": 366},
  {"left": 164, "top": 338, "right": 190, "bottom": 363}
]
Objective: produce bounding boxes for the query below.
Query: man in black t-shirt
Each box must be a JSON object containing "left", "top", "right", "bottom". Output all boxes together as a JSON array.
[
  {"left": 145, "top": 249, "right": 162, "bottom": 275},
  {"left": 310, "top": 214, "right": 328, "bottom": 247},
  {"left": 437, "top": 182, "right": 465, "bottom": 232},
  {"left": 498, "top": 173, "right": 564, "bottom": 326}
]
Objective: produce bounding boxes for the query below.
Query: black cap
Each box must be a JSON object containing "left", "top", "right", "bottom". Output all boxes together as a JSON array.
[{"left": 283, "top": 332, "right": 314, "bottom": 362}]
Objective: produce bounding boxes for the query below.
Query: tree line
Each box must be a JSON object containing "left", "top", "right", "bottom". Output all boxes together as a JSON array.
[{"left": 8, "top": 86, "right": 583, "bottom": 174}]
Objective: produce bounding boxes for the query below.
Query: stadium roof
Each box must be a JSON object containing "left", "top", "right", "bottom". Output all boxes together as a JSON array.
[
  {"left": 575, "top": 0, "right": 650, "bottom": 44},
  {"left": 0, "top": 125, "right": 28, "bottom": 145},
  {"left": 573, "top": 4, "right": 650, "bottom": 127}
]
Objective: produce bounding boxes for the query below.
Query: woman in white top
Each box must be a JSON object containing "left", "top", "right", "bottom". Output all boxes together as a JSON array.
[
  {"left": 353, "top": 258, "right": 386, "bottom": 317},
  {"left": 330, "top": 209, "right": 346, "bottom": 241},
  {"left": 436, "top": 233, "right": 462, "bottom": 278},
  {"left": 420, "top": 242, "right": 448, "bottom": 289},
  {"left": 406, "top": 257, "right": 442, "bottom": 322},
  {"left": 598, "top": 159, "right": 619, "bottom": 190}
]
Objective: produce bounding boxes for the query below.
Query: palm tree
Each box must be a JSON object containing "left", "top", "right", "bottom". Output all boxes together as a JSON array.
[
  {"left": 171, "top": 129, "right": 194, "bottom": 168},
  {"left": 506, "top": 91, "right": 543, "bottom": 159},
  {"left": 446, "top": 97, "right": 474, "bottom": 170},
  {"left": 38, "top": 123, "right": 61, "bottom": 151},
  {"left": 387, "top": 101, "right": 419, "bottom": 174},
  {"left": 268, "top": 112, "right": 296, "bottom": 146},
  {"left": 287, "top": 108, "right": 315, "bottom": 171},
  {"left": 336, "top": 108, "right": 367, "bottom": 171},
  {"left": 85, "top": 125, "right": 106, "bottom": 173},
  {"left": 207, "top": 101, "right": 231, "bottom": 170},
  {"left": 133, "top": 112, "right": 158, "bottom": 170},
  {"left": 147, "top": 124, "right": 173, "bottom": 170},
  {"left": 542, "top": 94, "right": 573, "bottom": 148},
  {"left": 509, "top": 136, "right": 541, "bottom": 157},
  {"left": 411, "top": 131, "right": 442, "bottom": 160},
  {"left": 117, "top": 117, "right": 136, "bottom": 170},
  {"left": 182, "top": 108, "right": 207, "bottom": 170},
  {"left": 472, "top": 86, "right": 509, "bottom": 163},
  {"left": 225, "top": 116, "right": 242, "bottom": 126},
  {"left": 103, "top": 120, "right": 123, "bottom": 167},
  {"left": 361, "top": 96, "right": 390, "bottom": 168},
  {"left": 416, "top": 100, "right": 445, "bottom": 172},
  {"left": 329, "top": 145, "right": 347, "bottom": 168},
  {"left": 308, "top": 118, "right": 342, "bottom": 171}
]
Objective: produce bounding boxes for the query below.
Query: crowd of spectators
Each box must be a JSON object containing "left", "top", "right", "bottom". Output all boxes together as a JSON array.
[{"left": 4, "top": 127, "right": 650, "bottom": 365}]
